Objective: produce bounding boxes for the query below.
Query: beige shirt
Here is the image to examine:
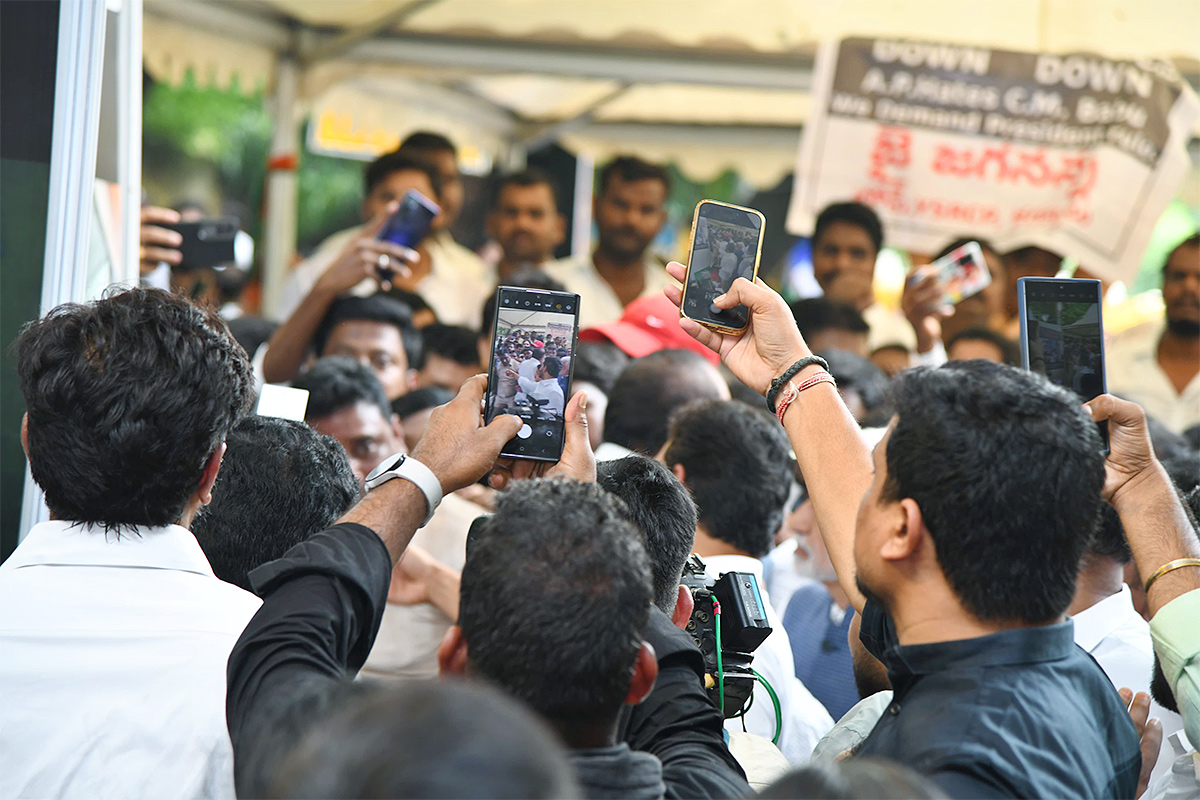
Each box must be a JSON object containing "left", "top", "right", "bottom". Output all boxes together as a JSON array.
[
  {"left": 863, "top": 302, "right": 918, "bottom": 352},
  {"left": 547, "top": 252, "right": 675, "bottom": 330},
  {"left": 1106, "top": 320, "right": 1200, "bottom": 434},
  {"left": 274, "top": 228, "right": 492, "bottom": 329},
  {"left": 359, "top": 493, "right": 484, "bottom": 682}
]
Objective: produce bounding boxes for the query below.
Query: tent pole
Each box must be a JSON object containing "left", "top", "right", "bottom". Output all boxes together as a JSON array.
[{"left": 261, "top": 55, "right": 300, "bottom": 320}]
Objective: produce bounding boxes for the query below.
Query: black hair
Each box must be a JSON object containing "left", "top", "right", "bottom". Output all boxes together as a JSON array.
[
  {"left": 813, "top": 202, "right": 884, "bottom": 254},
  {"left": 493, "top": 167, "right": 560, "bottom": 209},
  {"left": 597, "top": 456, "right": 697, "bottom": 612},
  {"left": 1088, "top": 504, "right": 1132, "bottom": 564},
  {"left": 604, "top": 349, "right": 727, "bottom": 456},
  {"left": 225, "top": 315, "right": 278, "bottom": 359},
  {"left": 270, "top": 680, "right": 578, "bottom": 799},
  {"left": 884, "top": 362, "right": 1105, "bottom": 623},
  {"left": 1160, "top": 452, "right": 1200, "bottom": 494},
  {"left": 1164, "top": 232, "right": 1200, "bottom": 272},
  {"left": 789, "top": 297, "right": 870, "bottom": 340},
  {"left": 933, "top": 237, "right": 999, "bottom": 262},
  {"left": 391, "top": 386, "right": 455, "bottom": 421},
  {"left": 417, "top": 323, "right": 479, "bottom": 369},
  {"left": 363, "top": 150, "right": 443, "bottom": 200},
  {"left": 818, "top": 349, "right": 893, "bottom": 425},
  {"left": 479, "top": 268, "right": 568, "bottom": 338},
  {"left": 459, "top": 479, "right": 652, "bottom": 730},
  {"left": 294, "top": 356, "right": 392, "bottom": 422},
  {"left": 947, "top": 327, "right": 1020, "bottom": 366},
  {"left": 15, "top": 287, "right": 253, "bottom": 530},
  {"left": 664, "top": 400, "right": 793, "bottom": 558},
  {"left": 597, "top": 155, "right": 671, "bottom": 196},
  {"left": 399, "top": 130, "right": 457, "bottom": 158},
  {"left": 542, "top": 355, "right": 562, "bottom": 378},
  {"left": 312, "top": 294, "right": 422, "bottom": 369},
  {"left": 760, "top": 758, "right": 947, "bottom": 800},
  {"left": 192, "top": 416, "right": 360, "bottom": 591}
]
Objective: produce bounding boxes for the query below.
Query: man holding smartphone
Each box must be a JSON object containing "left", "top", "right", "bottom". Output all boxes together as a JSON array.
[{"left": 661, "top": 264, "right": 1140, "bottom": 799}]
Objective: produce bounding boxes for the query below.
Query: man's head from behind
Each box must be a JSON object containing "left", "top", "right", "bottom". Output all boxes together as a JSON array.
[
  {"left": 192, "top": 416, "right": 360, "bottom": 592},
  {"left": 662, "top": 400, "right": 794, "bottom": 559},
  {"left": 604, "top": 349, "right": 730, "bottom": 456},
  {"left": 270, "top": 679, "right": 578, "bottom": 799},
  {"left": 16, "top": 288, "right": 253, "bottom": 531},
  {"left": 441, "top": 479, "right": 656, "bottom": 745},
  {"left": 856, "top": 361, "right": 1104, "bottom": 625},
  {"left": 790, "top": 297, "right": 870, "bottom": 357},
  {"left": 313, "top": 295, "right": 420, "bottom": 401},
  {"left": 598, "top": 456, "right": 698, "bottom": 616},
  {"left": 593, "top": 156, "right": 669, "bottom": 263},
  {"left": 293, "top": 357, "right": 404, "bottom": 486},
  {"left": 488, "top": 168, "right": 566, "bottom": 268},
  {"left": 1163, "top": 233, "right": 1200, "bottom": 337}
]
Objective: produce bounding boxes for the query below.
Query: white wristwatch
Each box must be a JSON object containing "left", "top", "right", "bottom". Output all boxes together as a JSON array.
[{"left": 363, "top": 453, "right": 443, "bottom": 528}]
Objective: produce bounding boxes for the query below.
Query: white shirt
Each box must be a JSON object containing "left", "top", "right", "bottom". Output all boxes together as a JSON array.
[
  {"left": 594, "top": 441, "right": 636, "bottom": 463},
  {"left": 517, "top": 375, "right": 566, "bottom": 415},
  {"left": 0, "top": 521, "right": 262, "bottom": 799},
  {"left": 862, "top": 302, "right": 918, "bottom": 352},
  {"left": 1072, "top": 585, "right": 1185, "bottom": 786},
  {"left": 703, "top": 554, "right": 834, "bottom": 765},
  {"left": 517, "top": 358, "right": 540, "bottom": 382},
  {"left": 274, "top": 227, "right": 492, "bottom": 329},
  {"left": 1106, "top": 320, "right": 1200, "bottom": 434},
  {"left": 361, "top": 494, "right": 483, "bottom": 681},
  {"left": 547, "top": 252, "right": 675, "bottom": 330}
]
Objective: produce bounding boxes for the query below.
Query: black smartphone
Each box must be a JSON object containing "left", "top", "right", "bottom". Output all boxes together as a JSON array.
[
  {"left": 164, "top": 217, "right": 238, "bottom": 271},
  {"left": 1018, "top": 277, "right": 1108, "bottom": 449},
  {"left": 680, "top": 200, "right": 766, "bottom": 333},
  {"left": 484, "top": 286, "right": 581, "bottom": 462},
  {"left": 378, "top": 189, "right": 440, "bottom": 250}
]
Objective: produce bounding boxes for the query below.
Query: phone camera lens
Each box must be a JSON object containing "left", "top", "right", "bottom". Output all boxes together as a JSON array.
[{"left": 524, "top": 301, "right": 531, "bottom": 307}]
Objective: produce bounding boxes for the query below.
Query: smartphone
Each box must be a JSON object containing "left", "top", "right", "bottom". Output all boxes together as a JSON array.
[
  {"left": 378, "top": 189, "right": 440, "bottom": 250},
  {"left": 912, "top": 240, "right": 992, "bottom": 306},
  {"left": 164, "top": 217, "right": 238, "bottom": 271},
  {"left": 484, "top": 286, "right": 581, "bottom": 462},
  {"left": 1018, "top": 277, "right": 1108, "bottom": 449},
  {"left": 680, "top": 200, "right": 766, "bottom": 333}
]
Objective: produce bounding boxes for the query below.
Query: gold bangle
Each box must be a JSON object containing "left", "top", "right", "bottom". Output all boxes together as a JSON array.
[{"left": 1143, "top": 558, "right": 1200, "bottom": 594}]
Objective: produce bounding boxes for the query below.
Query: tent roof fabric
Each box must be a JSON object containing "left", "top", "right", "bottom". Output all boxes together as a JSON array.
[{"left": 143, "top": 0, "right": 1200, "bottom": 186}]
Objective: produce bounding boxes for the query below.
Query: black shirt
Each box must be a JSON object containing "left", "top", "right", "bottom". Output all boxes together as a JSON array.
[{"left": 855, "top": 601, "right": 1140, "bottom": 799}]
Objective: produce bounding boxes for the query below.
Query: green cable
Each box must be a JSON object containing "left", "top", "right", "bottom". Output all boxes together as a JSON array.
[
  {"left": 751, "top": 667, "right": 783, "bottom": 745},
  {"left": 713, "top": 600, "right": 724, "bottom": 717}
]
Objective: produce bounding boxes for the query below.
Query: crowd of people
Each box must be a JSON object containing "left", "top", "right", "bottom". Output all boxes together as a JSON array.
[{"left": 2, "top": 127, "right": 1199, "bottom": 800}]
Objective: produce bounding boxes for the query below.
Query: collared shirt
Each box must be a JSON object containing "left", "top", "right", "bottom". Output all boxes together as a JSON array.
[
  {"left": 1151, "top": 589, "right": 1200, "bottom": 753},
  {"left": 782, "top": 583, "right": 859, "bottom": 720},
  {"left": 856, "top": 601, "right": 1140, "bottom": 799},
  {"left": 702, "top": 554, "right": 834, "bottom": 765},
  {"left": 1144, "top": 728, "right": 1198, "bottom": 800},
  {"left": 547, "top": 252, "right": 675, "bottom": 330},
  {"left": 517, "top": 376, "right": 566, "bottom": 414},
  {"left": 0, "top": 521, "right": 262, "bottom": 798},
  {"left": 274, "top": 227, "right": 492, "bottom": 329},
  {"left": 1072, "top": 585, "right": 1185, "bottom": 785},
  {"left": 1106, "top": 320, "right": 1200, "bottom": 434}
]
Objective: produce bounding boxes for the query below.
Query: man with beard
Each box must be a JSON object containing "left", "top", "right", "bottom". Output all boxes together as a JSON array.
[
  {"left": 549, "top": 156, "right": 672, "bottom": 329},
  {"left": 487, "top": 169, "right": 566, "bottom": 282},
  {"left": 1108, "top": 234, "right": 1200, "bottom": 433}
]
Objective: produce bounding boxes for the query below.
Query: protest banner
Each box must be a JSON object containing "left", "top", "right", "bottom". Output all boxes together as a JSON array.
[{"left": 787, "top": 38, "right": 1199, "bottom": 282}]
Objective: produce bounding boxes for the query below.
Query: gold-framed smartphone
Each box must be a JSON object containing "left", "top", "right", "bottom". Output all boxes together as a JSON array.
[{"left": 680, "top": 200, "right": 766, "bottom": 334}]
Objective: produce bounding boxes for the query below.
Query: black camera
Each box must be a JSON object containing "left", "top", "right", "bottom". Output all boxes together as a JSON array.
[{"left": 680, "top": 554, "right": 772, "bottom": 718}]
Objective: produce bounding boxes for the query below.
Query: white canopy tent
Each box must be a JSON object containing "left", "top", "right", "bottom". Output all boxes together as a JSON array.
[{"left": 140, "top": 0, "right": 1200, "bottom": 314}]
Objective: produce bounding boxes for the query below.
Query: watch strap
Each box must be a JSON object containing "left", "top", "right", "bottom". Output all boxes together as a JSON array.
[{"left": 364, "top": 454, "right": 443, "bottom": 528}]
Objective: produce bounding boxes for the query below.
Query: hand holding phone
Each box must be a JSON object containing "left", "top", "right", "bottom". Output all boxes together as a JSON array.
[
  {"left": 163, "top": 217, "right": 239, "bottom": 271},
  {"left": 680, "top": 201, "right": 766, "bottom": 333}
]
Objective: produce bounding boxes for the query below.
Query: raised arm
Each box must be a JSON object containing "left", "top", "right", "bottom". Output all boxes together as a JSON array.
[
  {"left": 663, "top": 263, "right": 871, "bottom": 613},
  {"left": 261, "top": 202, "right": 414, "bottom": 385}
]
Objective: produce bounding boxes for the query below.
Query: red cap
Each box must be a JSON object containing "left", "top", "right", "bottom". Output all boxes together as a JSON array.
[{"left": 578, "top": 293, "right": 719, "bottom": 365}]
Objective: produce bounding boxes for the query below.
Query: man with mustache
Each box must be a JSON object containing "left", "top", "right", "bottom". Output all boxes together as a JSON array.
[
  {"left": 1108, "top": 233, "right": 1200, "bottom": 434},
  {"left": 548, "top": 156, "right": 672, "bottom": 329}
]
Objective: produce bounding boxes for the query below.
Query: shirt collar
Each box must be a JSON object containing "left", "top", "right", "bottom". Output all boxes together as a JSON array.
[
  {"left": 885, "top": 619, "right": 1077, "bottom": 677},
  {"left": 702, "top": 553, "right": 764, "bottom": 581},
  {"left": 1070, "top": 585, "right": 1137, "bottom": 653},
  {"left": 4, "top": 520, "right": 216, "bottom": 577}
]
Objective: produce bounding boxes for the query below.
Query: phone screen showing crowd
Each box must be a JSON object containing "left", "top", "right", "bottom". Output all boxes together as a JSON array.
[
  {"left": 683, "top": 202, "right": 764, "bottom": 331},
  {"left": 485, "top": 288, "right": 580, "bottom": 461}
]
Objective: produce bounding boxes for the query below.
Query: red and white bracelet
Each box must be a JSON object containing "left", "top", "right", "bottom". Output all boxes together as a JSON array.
[{"left": 774, "top": 370, "right": 837, "bottom": 425}]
